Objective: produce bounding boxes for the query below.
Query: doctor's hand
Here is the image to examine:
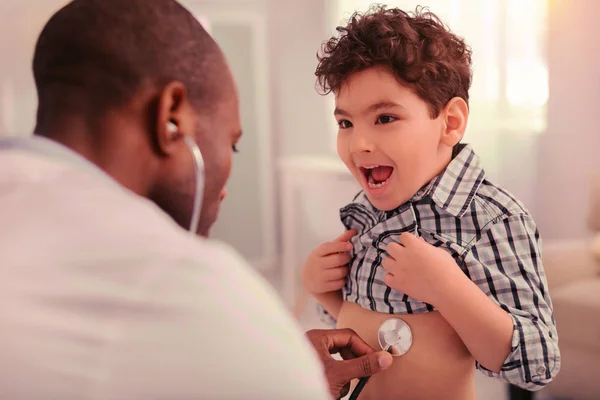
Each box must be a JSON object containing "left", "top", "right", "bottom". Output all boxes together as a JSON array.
[
  {"left": 306, "top": 328, "right": 393, "bottom": 400},
  {"left": 301, "top": 230, "right": 356, "bottom": 296}
]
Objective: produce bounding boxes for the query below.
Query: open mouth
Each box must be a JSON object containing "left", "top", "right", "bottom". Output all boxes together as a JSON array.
[{"left": 360, "top": 165, "right": 394, "bottom": 189}]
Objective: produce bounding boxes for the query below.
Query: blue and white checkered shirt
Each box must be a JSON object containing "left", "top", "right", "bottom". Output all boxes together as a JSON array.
[{"left": 318, "top": 144, "right": 560, "bottom": 391}]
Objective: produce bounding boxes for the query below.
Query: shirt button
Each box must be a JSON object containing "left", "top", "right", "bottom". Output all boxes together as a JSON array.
[
  {"left": 536, "top": 365, "right": 546, "bottom": 375},
  {"left": 360, "top": 298, "right": 370, "bottom": 308}
]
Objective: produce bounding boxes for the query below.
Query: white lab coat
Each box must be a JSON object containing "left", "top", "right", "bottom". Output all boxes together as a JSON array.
[{"left": 0, "top": 136, "right": 331, "bottom": 400}]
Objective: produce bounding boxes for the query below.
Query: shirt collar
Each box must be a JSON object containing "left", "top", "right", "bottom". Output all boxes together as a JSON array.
[{"left": 424, "top": 143, "right": 486, "bottom": 218}]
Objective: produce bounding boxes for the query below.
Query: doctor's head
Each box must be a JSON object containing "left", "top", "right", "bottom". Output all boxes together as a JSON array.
[{"left": 32, "top": 0, "right": 241, "bottom": 236}]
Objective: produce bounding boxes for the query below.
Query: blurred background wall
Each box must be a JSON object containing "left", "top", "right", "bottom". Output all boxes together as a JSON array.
[{"left": 1, "top": 0, "right": 599, "bottom": 274}]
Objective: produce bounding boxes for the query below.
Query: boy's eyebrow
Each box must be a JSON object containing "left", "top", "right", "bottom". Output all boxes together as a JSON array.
[
  {"left": 368, "top": 101, "right": 406, "bottom": 112},
  {"left": 334, "top": 101, "right": 406, "bottom": 117}
]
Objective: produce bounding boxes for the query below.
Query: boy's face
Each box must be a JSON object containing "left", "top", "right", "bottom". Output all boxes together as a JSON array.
[{"left": 335, "top": 66, "right": 452, "bottom": 211}]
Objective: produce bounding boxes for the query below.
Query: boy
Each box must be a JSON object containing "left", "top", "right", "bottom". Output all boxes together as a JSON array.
[{"left": 301, "top": 6, "right": 560, "bottom": 399}]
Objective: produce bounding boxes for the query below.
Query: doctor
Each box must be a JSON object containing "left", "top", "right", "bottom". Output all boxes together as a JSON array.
[{"left": 0, "top": 0, "right": 393, "bottom": 399}]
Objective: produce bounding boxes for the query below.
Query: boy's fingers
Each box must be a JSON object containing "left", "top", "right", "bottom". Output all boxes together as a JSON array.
[
  {"left": 318, "top": 240, "right": 353, "bottom": 256},
  {"left": 326, "top": 279, "right": 346, "bottom": 291},
  {"left": 383, "top": 273, "right": 396, "bottom": 287},
  {"left": 325, "top": 266, "right": 349, "bottom": 281},
  {"left": 315, "top": 230, "right": 356, "bottom": 256},
  {"left": 399, "top": 232, "right": 418, "bottom": 246},
  {"left": 381, "top": 257, "right": 395, "bottom": 272},
  {"left": 323, "top": 252, "right": 351, "bottom": 268},
  {"left": 335, "top": 229, "right": 357, "bottom": 242},
  {"left": 386, "top": 242, "right": 404, "bottom": 258}
]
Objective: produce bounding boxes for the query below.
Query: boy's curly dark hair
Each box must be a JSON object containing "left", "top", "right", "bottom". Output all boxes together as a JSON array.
[{"left": 315, "top": 5, "right": 472, "bottom": 118}]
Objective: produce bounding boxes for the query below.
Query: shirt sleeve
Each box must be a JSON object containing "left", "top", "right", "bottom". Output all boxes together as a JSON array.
[
  {"left": 462, "top": 214, "right": 560, "bottom": 391},
  {"left": 101, "top": 240, "right": 332, "bottom": 400},
  {"left": 317, "top": 303, "right": 338, "bottom": 326}
]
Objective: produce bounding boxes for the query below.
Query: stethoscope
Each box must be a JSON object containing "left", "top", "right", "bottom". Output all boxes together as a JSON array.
[
  {"left": 348, "top": 317, "right": 413, "bottom": 400},
  {"left": 168, "top": 121, "right": 205, "bottom": 234},
  {"left": 182, "top": 135, "right": 204, "bottom": 233}
]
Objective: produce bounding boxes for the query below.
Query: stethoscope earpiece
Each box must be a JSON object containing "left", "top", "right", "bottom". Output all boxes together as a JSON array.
[{"left": 167, "top": 121, "right": 178, "bottom": 136}]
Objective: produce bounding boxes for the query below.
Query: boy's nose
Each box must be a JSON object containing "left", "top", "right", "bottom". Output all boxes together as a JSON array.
[{"left": 350, "top": 130, "right": 375, "bottom": 153}]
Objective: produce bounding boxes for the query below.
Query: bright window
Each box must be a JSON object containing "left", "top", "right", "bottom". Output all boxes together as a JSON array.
[{"left": 330, "top": 0, "right": 549, "bottom": 138}]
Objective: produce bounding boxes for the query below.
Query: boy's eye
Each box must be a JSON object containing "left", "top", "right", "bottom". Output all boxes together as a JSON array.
[
  {"left": 376, "top": 115, "right": 397, "bottom": 124},
  {"left": 338, "top": 119, "right": 353, "bottom": 129}
]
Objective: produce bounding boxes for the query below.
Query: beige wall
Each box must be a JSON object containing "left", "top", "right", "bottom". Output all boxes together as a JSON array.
[
  {"left": 266, "top": 0, "right": 333, "bottom": 158},
  {"left": 534, "top": 0, "right": 600, "bottom": 240}
]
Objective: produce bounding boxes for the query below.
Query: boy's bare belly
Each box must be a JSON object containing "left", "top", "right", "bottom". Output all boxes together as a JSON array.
[{"left": 337, "top": 302, "right": 476, "bottom": 400}]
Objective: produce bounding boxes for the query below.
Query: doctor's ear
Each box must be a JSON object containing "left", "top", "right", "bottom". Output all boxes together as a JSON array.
[
  {"left": 154, "top": 118, "right": 181, "bottom": 156},
  {"left": 154, "top": 81, "right": 195, "bottom": 155}
]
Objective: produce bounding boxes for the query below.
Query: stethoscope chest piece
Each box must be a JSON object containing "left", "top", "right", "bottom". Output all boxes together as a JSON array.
[
  {"left": 348, "top": 317, "right": 413, "bottom": 400},
  {"left": 377, "top": 317, "right": 412, "bottom": 356}
]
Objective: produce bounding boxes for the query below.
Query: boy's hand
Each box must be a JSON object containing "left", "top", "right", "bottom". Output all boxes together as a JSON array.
[
  {"left": 301, "top": 230, "right": 357, "bottom": 295},
  {"left": 381, "top": 232, "right": 467, "bottom": 306}
]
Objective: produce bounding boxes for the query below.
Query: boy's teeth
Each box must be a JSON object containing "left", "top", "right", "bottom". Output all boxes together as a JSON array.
[{"left": 367, "top": 174, "right": 389, "bottom": 188}]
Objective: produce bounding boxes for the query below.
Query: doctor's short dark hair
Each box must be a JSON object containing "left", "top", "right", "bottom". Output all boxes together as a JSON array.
[
  {"left": 315, "top": 5, "right": 473, "bottom": 118},
  {"left": 32, "top": 0, "right": 225, "bottom": 128}
]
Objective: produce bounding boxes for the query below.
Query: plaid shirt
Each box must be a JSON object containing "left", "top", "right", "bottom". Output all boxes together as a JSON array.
[{"left": 318, "top": 144, "right": 560, "bottom": 391}]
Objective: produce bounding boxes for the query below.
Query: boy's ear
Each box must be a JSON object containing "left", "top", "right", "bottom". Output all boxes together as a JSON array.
[{"left": 440, "top": 97, "right": 469, "bottom": 147}]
